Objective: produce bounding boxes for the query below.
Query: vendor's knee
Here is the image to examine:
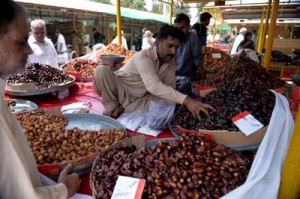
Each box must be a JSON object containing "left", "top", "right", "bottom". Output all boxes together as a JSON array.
[{"left": 93, "top": 65, "right": 110, "bottom": 82}]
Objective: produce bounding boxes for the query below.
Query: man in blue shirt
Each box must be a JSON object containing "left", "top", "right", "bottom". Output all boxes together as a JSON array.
[{"left": 174, "top": 13, "right": 204, "bottom": 95}]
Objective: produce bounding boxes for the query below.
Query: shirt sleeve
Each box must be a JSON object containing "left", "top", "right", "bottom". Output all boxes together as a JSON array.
[{"left": 135, "top": 53, "right": 187, "bottom": 105}]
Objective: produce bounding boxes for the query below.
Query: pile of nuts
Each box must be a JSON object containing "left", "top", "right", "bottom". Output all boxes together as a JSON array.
[
  {"left": 123, "top": 50, "right": 136, "bottom": 63},
  {"left": 97, "top": 43, "right": 127, "bottom": 56},
  {"left": 172, "top": 78, "right": 275, "bottom": 131},
  {"left": 17, "top": 110, "right": 125, "bottom": 165},
  {"left": 91, "top": 133, "right": 252, "bottom": 199},
  {"left": 196, "top": 55, "right": 285, "bottom": 90},
  {"left": 61, "top": 58, "right": 98, "bottom": 78},
  {"left": 7, "top": 63, "right": 73, "bottom": 89},
  {"left": 202, "top": 47, "right": 231, "bottom": 72},
  {"left": 96, "top": 43, "right": 135, "bottom": 64}
]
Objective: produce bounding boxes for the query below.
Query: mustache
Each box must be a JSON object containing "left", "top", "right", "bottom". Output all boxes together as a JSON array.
[{"left": 167, "top": 54, "right": 175, "bottom": 58}]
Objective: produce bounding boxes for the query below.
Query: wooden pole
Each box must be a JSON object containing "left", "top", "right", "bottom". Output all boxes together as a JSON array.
[
  {"left": 263, "top": 0, "right": 279, "bottom": 70},
  {"left": 262, "top": 0, "right": 272, "bottom": 51},
  {"left": 116, "top": 0, "right": 122, "bottom": 45},
  {"left": 279, "top": 106, "right": 300, "bottom": 198},
  {"left": 169, "top": 0, "right": 173, "bottom": 25},
  {"left": 257, "top": 8, "right": 265, "bottom": 53}
]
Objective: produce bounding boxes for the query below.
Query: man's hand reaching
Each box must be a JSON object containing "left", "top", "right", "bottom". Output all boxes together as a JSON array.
[{"left": 183, "top": 96, "right": 215, "bottom": 121}]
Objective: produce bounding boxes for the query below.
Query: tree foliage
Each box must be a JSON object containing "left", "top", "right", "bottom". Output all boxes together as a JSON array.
[
  {"left": 90, "top": 0, "right": 111, "bottom": 4},
  {"left": 121, "top": 0, "right": 146, "bottom": 11},
  {"left": 89, "top": 0, "right": 146, "bottom": 11},
  {"left": 152, "top": 3, "right": 163, "bottom": 15},
  {"left": 173, "top": 4, "right": 190, "bottom": 18}
]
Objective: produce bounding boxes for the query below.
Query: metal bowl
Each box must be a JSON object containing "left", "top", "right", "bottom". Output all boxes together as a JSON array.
[
  {"left": 291, "top": 75, "right": 300, "bottom": 86},
  {"left": 100, "top": 54, "right": 125, "bottom": 66},
  {"left": 293, "top": 49, "right": 300, "bottom": 56}
]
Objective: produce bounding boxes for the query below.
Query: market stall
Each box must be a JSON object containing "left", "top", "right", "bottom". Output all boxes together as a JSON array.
[
  {"left": 2, "top": 0, "right": 300, "bottom": 198},
  {"left": 3, "top": 36, "right": 297, "bottom": 198}
]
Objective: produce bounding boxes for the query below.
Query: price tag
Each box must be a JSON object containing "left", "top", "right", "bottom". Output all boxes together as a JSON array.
[
  {"left": 212, "top": 53, "right": 221, "bottom": 59},
  {"left": 232, "top": 111, "right": 264, "bottom": 136},
  {"left": 111, "top": 176, "right": 146, "bottom": 199}
]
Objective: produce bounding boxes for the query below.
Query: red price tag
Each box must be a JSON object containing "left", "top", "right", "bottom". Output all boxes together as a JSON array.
[
  {"left": 111, "top": 176, "right": 146, "bottom": 199},
  {"left": 232, "top": 111, "right": 264, "bottom": 136}
]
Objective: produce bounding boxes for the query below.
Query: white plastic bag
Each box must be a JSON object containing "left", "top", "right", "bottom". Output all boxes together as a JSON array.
[
  {"left": 222, "top": 91, "right": 295, "bottom": 199},
  {"left": 117, "top": 109, "right": 148, "bottom": 131},
  {"left": 234, "top": 49, "right": 260, "bottom": 63},
  {"left": 147, "top": 100, "right": 176, "bottom": 130}
]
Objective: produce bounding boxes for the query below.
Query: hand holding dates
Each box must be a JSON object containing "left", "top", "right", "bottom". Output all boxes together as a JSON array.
[
  {"left": 58, "top": 164, "right": 81, "bottom": 198},
  {"left": 183, "top": 96, "right": 215, "bottom": 120}
]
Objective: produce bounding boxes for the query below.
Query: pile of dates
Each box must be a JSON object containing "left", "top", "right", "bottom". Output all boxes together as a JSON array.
[
  {"left": 61, "top": 58, "right": 98, "bottom": 78},
  {"left": 202, "top": 47, "right": 231, "bottom": 72},
  {"left": 7, "top": 63, "right": 73, "bottom": 89},
  {"left": 91, "top": 133, "right": 252, "bottom": 199},
  {"left": 172, "top": 77, "right": 275, "bottom": 131},
  {"left": 197, "top": 55, "right": 284, "bottom": 90}
]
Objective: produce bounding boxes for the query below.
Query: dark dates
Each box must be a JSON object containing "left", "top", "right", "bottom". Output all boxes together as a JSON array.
[
  {"left": 91, "top": 134, "right": 252, "bottom": 199},
  {"left": 7, "top": 63, "right": 73, "bottom": 89}
]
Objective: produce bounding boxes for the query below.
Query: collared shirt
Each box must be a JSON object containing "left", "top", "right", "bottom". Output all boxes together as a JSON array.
[
  {"left": 175, "top": 32, "right": 202, "bottom": 79},
  {"left": 0, "top": 78, "right": 67, "bottom": 199},
  {"left": 199, "top": 23, "right": 208, "bottom": 47},
  {"left": 27, "top": 35, "right": 59, "bottom": 68},
  {"left": 56, "top": 34, "right": 67, "bottom": 53},
  {"left": 115, "top": 47, "right": 187, "bottom": 105}
]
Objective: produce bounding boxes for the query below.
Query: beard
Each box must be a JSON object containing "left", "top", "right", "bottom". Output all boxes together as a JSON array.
[{"left": 1, "top": 57, "right": 27, "bottom": 79}]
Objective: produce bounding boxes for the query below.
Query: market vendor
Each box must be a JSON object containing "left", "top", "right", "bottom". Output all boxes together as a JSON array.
[
  {"left": 93, "top": 24, "right": 214, "bottom": 120},
  {"left": 174, "top": 13, "right": 205, "bottom": 95},
  {"left": 27, "top": 19, "right": 59, "bottom": 68},
  {"left": 0, "top": 0, "right": 80, "bottom": 198},
  {"left": 237, "top": 31, "right": 255, "bottom": 51},
  {"left": 230, "top": 27, "right": 247, "bottom": 54}
]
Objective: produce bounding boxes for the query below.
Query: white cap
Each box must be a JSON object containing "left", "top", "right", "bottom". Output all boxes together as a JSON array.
[{"left": 239, "top": 27, "right": 247, "bottom": 33}]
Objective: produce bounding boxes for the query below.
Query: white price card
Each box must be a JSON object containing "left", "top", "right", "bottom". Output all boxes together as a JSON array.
[
  {"left": 111, "top": 176, "right": 146, "bottom": 199},
  {"left": 232, "top": 111, "right": 264, "bottom": 136},
  {"left": 212, "top": 53, "right": 221, "bottom": 59}
]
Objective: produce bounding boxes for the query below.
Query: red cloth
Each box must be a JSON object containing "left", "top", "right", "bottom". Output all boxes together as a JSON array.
[{"left": 4, "top": 82, "right": 175, "bottom": 196}]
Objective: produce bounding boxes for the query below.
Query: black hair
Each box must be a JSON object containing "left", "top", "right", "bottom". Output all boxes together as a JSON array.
[
  {"left": 232, "top": 30, "right": 236, "bottom": 34},
  {"left": 200, "top": 12, "right": 212, "bottom": 22},
  {"left": 0, "top": 0, "right": 24, "bottom": 36},
  {"left": 174, "top": 13, "right": 190, "bottom": 25},
  {"left": 244, "top": 31, "right": 253, "bottom": 40},
  {"left": 71, "top": 30, "right": 76, "bottom": 34},
  {"left": 156, "top": 24, "right": 186, "bottom": 43},
  {"left": 92, "top": 28, "right": 96, "bottom": 31}
]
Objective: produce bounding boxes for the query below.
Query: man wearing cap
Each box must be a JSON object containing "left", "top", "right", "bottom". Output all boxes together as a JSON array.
[{"left": 230, "top": 27, "right": 247, "bottom": 54}]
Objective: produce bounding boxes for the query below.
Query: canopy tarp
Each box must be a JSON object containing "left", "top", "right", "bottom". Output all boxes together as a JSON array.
[{"left": 15, "top": 0, "right": 168, "bottom": 23}]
